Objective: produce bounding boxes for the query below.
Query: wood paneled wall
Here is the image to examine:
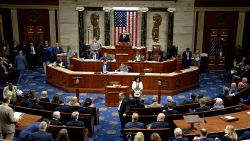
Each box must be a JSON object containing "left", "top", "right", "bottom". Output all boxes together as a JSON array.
[
  {"left": 0, "top": 8, "right": 13, "bottom": 44},
  {"left": 242, "top": 11, "right": 250, "bottom": 57}
]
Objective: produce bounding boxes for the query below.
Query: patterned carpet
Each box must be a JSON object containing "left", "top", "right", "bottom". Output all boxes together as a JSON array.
[{"left": 0, "top": 69, "right": 229, "bottom": 141}]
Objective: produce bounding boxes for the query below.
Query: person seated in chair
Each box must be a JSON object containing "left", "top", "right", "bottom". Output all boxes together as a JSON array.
[
  {"left": 146, "top": 95, "right": 162, "bottom": 108},
  {"left": 210, "top": 98, "right": 224, "bottom": 111},
  {"left": 116, "top": 63, "right": 129, "bottom": 73},
  {"left": 39, "top": 91, "right": 50, "bottom": 102},
  {"left": 50, "top": 111, "right": 63, "bottom": 126},
  {"left": 100, "top": 52, "right": 113, "bottom": 61},
  {"left": 148, "top": 113, "right": 169, "bottom": 129},
  {"left": 172, "top": 128, "right": 189, "bottom": 141},
  {"left": 20, "top": 93, "right": 32, "bottom": 107},
  {"left": 89, "top": 37, "right": 101, "bottom": 60},
  {"left": 68, "top": 96, "right": 80, "bottom": 106},
  {"left": 193, "top": 128, "right": 214, "bottom": 141},
  {"left": 29, "top": 98, "right": 43, "bottom": 110},
  {"left": 119, "top": 29, "right": 130, "bottom": 43},
  {"left": 163, "top": 102, "right": 178, "bottom": 115},
  {"left": 182, "top": 93, "right": 198, "bottom": 104},
  {"left": 125, "top": 112, "right": 145, "bottom": 129},
  {"left": 66, "top": 111, "right": 85, "bottom": 127},
  {"left": 217, "top": 87, "right": 230, "bottom": 99},
  {"left": 194, "top": 98, "right": 210, "bottom": 112},
  {"left": 132, "top": 76, "right": 143, "bottom": 98},
  {"left": 31, "top": 121, "right": 53, "bottom": 141},
  {"left": 134, "top": 51, "right": 144, "bottom": 62},
  {"left": 100, "top": 59, "right": 111, "bottom": 73},
  {"left": 55, "top": 99, "right": 73, "bottom": 113},
  {"left": 229, "top": 82, "right": 238, "bottom": 96},
  {"left": 130, "top": 99, "right": 145, "bottom": 108},
  {"left": 78, "top": 98, "right": 94, "bottom": 115}
]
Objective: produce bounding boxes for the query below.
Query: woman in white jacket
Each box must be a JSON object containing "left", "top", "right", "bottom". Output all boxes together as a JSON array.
[{"left": 132, "top": 76, "right": 143, "bottom": 98}]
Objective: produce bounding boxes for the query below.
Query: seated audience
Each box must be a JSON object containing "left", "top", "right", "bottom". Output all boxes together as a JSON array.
[
  {"left": 149, "top": 113, "right": 169, "bottom": 129},
  {"left": 29, "top": 98, "right": 43, "bottom": 110},
  {"left": 217, "top": 87, "right": 230, "bottom": 99},
  {"left": 242, "top": 77, "right": 249, "bottom": 87},
  {"left": 55, "top": 128, "right": 70, "bottom": 141},
  {"left": 183, "top": 93, "right": 198, "bottom": 104},
  {"left": 172, "top": 128, "right": 189, "bottom": 141},
  {"left": 166, "top": 96, "right": 176, "bottom": 106},
  {"left": 232, "top": 65, "right": 250, "bottom": 83},
  {"left": 134, "top": 51, "right": 144, "bottom": 62},
  {"left": 150, "top": 132, "right": 162, "bottom": 141},
  {"left": 50, "top": 111, "right": 63, "bottom": 126},
  {"left": 20, "top": 94, "right": 32, "bottom": 107},
  {"left": 163, "top": 102, "right": 178, "bottom": 115},
  {"left": 194, "top": 99, "right": 210, "bottom": 112},
  {"left": 210, "top": 98, "right": 224, "bottom": 110},
  {"left": 116, "top": 63, "right": 129, "bottom": 72},
  {"left": 68, "top": 96, "right": 80, "bottom": 106},
  {"left": 221, "top": 125, "right": 238, "bottom": 141},
  {"left": 55, "top": 100, "right": 73, "bottom": 113},
  {"left": 133, "top": 132, "right": 144, "bottom": 141},
  {"left": 197, "top": 93, "right": 211, "bottom": 102},
  {"left": 239, "top": 131, "right": 250, "bottom": 140},
  {"left": 193, "top": 128, "right": 214, "bottom": 141},
  {"left": 229, "top": 82, "right": 238, "bottom": 96},
  {"left": 100, "top": 52, "right": 113, "bottom": 61},
  {"left": 31, "top": 121, "right": 53, "bottom": 141},
  {"left": 39, "top": 91, "right": 50, "bottom": 102},
  {"left": 125, "top": 112, "right": 145, "bottom": 129},
  {"left": 66, "top": 111, "right": 84, "bottom": 127},
  {"left": 78, "top": 98, "right": 94, "bottom": 114},
  {"left": 237, "top": 82, "right": 245, "bottom": 91},
  {"left": 146, "top": 96, "right": 162, "bottom": 108},
  {"left": 130, "top": 99, "right": 145, "bottom": 108},
  {"left": 100, "top": 59, "right": 111, "bottom": 73},
  {"left": 52, "top": 94, "right": 61, "bottom": 104}
]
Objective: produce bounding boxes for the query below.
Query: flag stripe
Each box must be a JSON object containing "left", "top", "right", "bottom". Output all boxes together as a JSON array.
[{"left": 114, "top": 11, "right": 138, "bottom": 46}]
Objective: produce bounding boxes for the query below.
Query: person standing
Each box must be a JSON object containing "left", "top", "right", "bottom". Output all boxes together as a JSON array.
[
  {"left": 29, "top": 42, "right": 37, "bottom": 69},
  {"left": 0, "top": 97, "right": 17, "bottom": 140},
  {"left": 182, "top": 48, "right": 192, "bottom": 69},
  {"left": 118, "top": 92, "right": 130, "bottom": 134},
  {"left": 132, "top": 76, "right": 143, "bottom": 98},
  {"left": 66, "top": 45, "right": 74, "bottom": 66},
  {"left": 3, "top": 81, "right": 18, "bottom": 105},
  {"left": 15, "top": 51, "right": 27, "bottom": 85},
  {"left": 119, "top": 29, "right": 130, "bottom": 43}
]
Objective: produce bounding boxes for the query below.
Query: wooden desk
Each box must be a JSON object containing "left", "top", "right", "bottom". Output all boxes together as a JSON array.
[
  {"left": 71, "top": 58, "right": 177, "bottom": 73},
  {"left": 101, "top": 47, "right": 146, "bottom": 62},
  {"left": 46, "top": 65, "right": 199, "bottom": 95},
  {"left": 174, "top": 110, "right": 250, "bottom": 138},
  {"left": 16, "top": 114, "right": 42, "bottom": 131},
  {"left": 105, "top": 85, "right": 129, "bottom": 107}
]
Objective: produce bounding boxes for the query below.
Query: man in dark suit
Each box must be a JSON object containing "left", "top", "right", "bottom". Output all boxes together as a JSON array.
[
  {"left": 31, "top": 121, "right": 54, "bottom": 141},
  {"left": 15, "top": 51, "right": 27, "bottom": 85},
  {"left": 193, "top": 128, "right": 214, "bottom": 141},
  {"left": 182, "top": 48, "right": 192, "bottom": 69},
  {"left": 134, "top": 51, "right": 144, "bottom": 62},
  {"left": 50, "top": 111, "right": 63, "bottom": 126},
  {"left": 100, "top": 52, "right": 113, "bottom": 61},
  {"left": 183, "top": 93, "right": 198, "bottom": 104},
  {"left": 119, "top": 29, "right": 130, "bottom": 43},
  {"left": 55, "top": 100, "right": 72, "bottom": 113},
  {"left": 125, "top": 112, "right": 144, "bottom": 129},
  {"left": 239, "top": 131, "right": 250, "bottom": 140},
  {"left": 171, "top": 128, "right": 189, "bottom": 141},
  {"left": 66, "top": 111, "right": 85, "bottom": 127},
  {"left": 194, "top": 99, "right": 210, "bottom": 112},
  {"left": 53, "top": 42, "right": 63, "bottom": 61},
  {"left": 149, "top": 113, "right": 169, "bottom": 129},
  {"left": 163, "top": 102, "right": 178, "bottom": 115},
  {"left": 100, "top": 59, "right": 111, "bottom": 73},
  {"left": 118, "top": 92, "right": 130, "bottom": 132}
]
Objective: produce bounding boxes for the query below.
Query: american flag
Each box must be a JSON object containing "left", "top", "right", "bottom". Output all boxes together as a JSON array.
[{"left": 114, "top": 11, "right": 138, "bottom": 46}]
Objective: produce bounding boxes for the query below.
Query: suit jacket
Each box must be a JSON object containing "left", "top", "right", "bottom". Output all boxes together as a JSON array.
[
  {"left": 146, "top": 102, "right": 162, "bottom": 108},
  {"left": 118, "top": 98, "right": 130, "bottom": 116},
  {"left": 0, "top": 104, "right": 15, "bottom": 134},
  {"left": 55, "top": 105, "right": 73, "bottom": 113},
  {"left": 15, "top": 54, "right": 27, "bottom": 70},
  {"left": 239, "top": 131, "right": 250, "bottom": 140},
  {"left": 31, "top": 130, "right": 54, "bottom": 141},
  {"left": 171, "top": 138, "right": 189, "bottom": 141},
  {"left": 194, "top": 106, "right": 210, "bottom": 112},
  {"left": 50, "top": 119, "right": 63, "bottom": 126},
  {"left": 78, "top": 107, "right": 94, "bottom": 115},
  {"left": 100, "top": 64, "right": 111, "bottom": 73},
  {"left": 150, "top": 121, "right": 169, "bottom": 129},
  {"left": 119, "top": 34, "right": 130, "bottom": 42},
  {"left": 66, "top": 121, "right": 84, "bottom": 127},
  {"left": 194, "top": 138, "right": 214, "bottom": 141},
  {"left": 182, "top": 51, "right": 192, "bottom": 68},
  {"left": 125, "top": 121, "right": 145, "bottom": 129},
  {"left": 53, "top": 46, "right": 63, "bottom": 55},
  {"left": 163, "top": 109, "right": 178, "bottom": 115},
  {"left": 134, "top": 55, "right": 144, "bottom": 62},
  {"left": 29, "top": 103, "right": 43, "bottom": 110}
]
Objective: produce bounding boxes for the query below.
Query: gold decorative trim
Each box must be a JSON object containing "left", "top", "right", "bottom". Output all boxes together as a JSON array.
[{"left": 0, "top": 4, "right": 58, "bottom": 10}]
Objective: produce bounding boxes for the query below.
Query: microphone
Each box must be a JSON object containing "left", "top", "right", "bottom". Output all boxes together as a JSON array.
[{"left": 200, "top": 112, "right": 207, "bottom": 124}]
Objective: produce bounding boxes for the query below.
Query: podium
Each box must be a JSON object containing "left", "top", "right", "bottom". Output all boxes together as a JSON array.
[
  {"left": 115, "top": 42, "right": 132, "bottom": 49},
  {"left": 105, "top": 85, "right": 129, "bottom": 107}
]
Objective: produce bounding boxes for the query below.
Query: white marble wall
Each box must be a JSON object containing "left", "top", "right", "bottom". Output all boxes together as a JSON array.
[
  {"left": 84, "top": 11, "right": 105, "bottom": 45},
  {"left": 146, "top": 12, "right": 168, "bottom": 52}
]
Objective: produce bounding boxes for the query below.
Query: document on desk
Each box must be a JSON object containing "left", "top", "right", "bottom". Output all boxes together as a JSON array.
[{"left": 14, "top": 112, "right": 24, "bottom": 121}]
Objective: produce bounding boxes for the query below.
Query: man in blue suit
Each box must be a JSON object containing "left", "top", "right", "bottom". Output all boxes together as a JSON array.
[
  {"left": 125, "top": 112, "right": 145, "bottom": 129},
  {"left": 66, "top": 111, "right": 85, "bottom": 127},
  {"left": 100, "top": 59, "right": 111, "bottom": 73},
  {"left": 31, "top": 121, "right": 54, "bottom": 141},
  {"left": 239, "top": 131, "right": 250, "bottom": 140},
  {"left": 119, "top": 29, "right": 130, "bottom": 43},
  {"left": 149, "top": 113, "right": 169, "bottom": 129},
  {"left": 182, "top": 48, "right": 192, "bottom": 69},
  {"left": 15, "top": 51, "right": 27, "bottom": 85},
  {"left": 55, "top": 100, "right": 72, "bottom": 113}
]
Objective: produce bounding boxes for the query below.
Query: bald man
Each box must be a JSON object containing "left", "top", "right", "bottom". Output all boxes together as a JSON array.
[
  {"left": 50, "top": 111, "right": 62, "bottom": 126},
  {"left": 125, "top": 113, "right": 144, "bottom": 129},
  {"left": 149, "top": 113, "right": 169, "bottom": 129}
]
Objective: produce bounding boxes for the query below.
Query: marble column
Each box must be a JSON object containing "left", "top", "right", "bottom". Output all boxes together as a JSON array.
[
  {"left": 141, "top": 12, "right": 147, "bottom": 46},
  {"left": 11, "top": 9, "right": 19, "bottom": 43},
  {"left": 104, "top": 11, "right": 110, "bottom": 46},
  {"left": 236, "top": 11, "right": 246, "bottom": 46},
  {"left": 167, "top": 11, "right": 174, "bottom": 49},
  {"left": 78, "top": 10, "right": 84, "bottom": 58},
  {"left": 196, "top": 11, "right": 205, "bottom": 52},
  {"left": 49, "top": 9, "right": 57, "bottom": 45}
]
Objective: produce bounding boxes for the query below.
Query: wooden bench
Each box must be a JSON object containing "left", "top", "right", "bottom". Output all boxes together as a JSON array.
[
  {"left": 46, "top": 125, "right": 88, "bottom": 141},
  {"left": 38, "top": 101, "right": 99, "bottom": 125},
  {"left": 123, "top": 128, "right": 170, "bottom": 141},
  {"left": 13, "top": 105, "right": 94, "bottom": 137}
]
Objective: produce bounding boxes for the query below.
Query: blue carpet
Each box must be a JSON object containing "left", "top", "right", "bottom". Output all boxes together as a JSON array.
[{"left": 0, "top": 69, "right": 229, "bottom": 141}]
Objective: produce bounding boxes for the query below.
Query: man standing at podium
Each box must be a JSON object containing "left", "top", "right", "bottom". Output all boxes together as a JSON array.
[{"left": 119, "top": 29, "right": 130, "bottom": 43}]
